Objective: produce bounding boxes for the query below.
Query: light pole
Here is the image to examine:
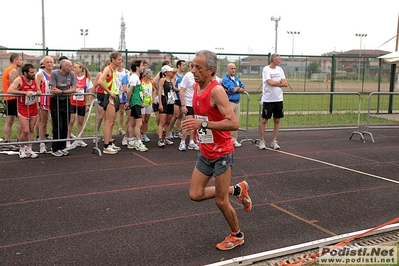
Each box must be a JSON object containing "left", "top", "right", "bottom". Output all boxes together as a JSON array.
[
  {"left": 287, "top": 31, "right": 300, "bottom": 56},
  {"left": 80, "top": 29, "right": 89, "bottom": 48},
  {"left": 355, "top": 33, "right": 367, "bottom": 81},
  {"left": 271, "top": 16, "right": 281, "bottom": 54}
]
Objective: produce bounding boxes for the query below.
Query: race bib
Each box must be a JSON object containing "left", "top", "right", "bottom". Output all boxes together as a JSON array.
[
  {"left": 195, "top": 115, "right": 214, "bottom": 144},
  {"left": 73, "top": 88, "right": 85, "bottom": 101},
  {"left": 167, "top": 91, "right": 175, "bottom": 104},
  {"left": 45, "top": 82, "right": 51, "bottom": 94},
  {"left": 25, "top": 94, "right": 36, "bottom": 106},
  {"left": 114, "top": 78, "right": 121, "bottom": 92}
]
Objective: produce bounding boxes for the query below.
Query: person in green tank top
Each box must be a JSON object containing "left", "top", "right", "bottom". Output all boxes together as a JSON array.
[
  {"left": 125, "top": 60, "right": 148, "bottom": 152},
  {"left": 97, "top": 52, "right": 123, "bottom": 154}
]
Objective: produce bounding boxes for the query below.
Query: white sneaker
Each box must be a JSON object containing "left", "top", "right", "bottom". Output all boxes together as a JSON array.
[
  {"left": 174, "top": 131, "right": 182, "bottom": 138},
  {"left": 118, "top": 128, "right": 126, "bottom": 135},
  {"left": 178, "top": 142, "right": 186, "bottom": 151},
  {"left": 122, "top": 137, "right": 128, "bottom": 146},
  {"left": 127, "top": 141, "right": 135, "bottom": 149},
  {"left": 111, "top": 143, "right": 121, "bottom": 151},
  {"left": 158, "top": 139, "right": 165, "bottom": 148},
  {"left": 188, "top": 142, "right": 199, "bottom": 151},
  {"left": 134, "top": 141, "right": 148, "bottom": 152},
  {"left": 234, "top": 140, "right": 242, "bottom": 147},
  {"left": 164, "top": 138, "right": 174, "bottom": 145},
  {"left": 271, "top": 140, "right": 280, "bottom": 150},
  {"left": 73, "top": 140, "right": 87, "bottom": 147},
  {"left": 168, "top": 131, "right": 174, "bottom": 139},
  {"left": 19, "top": 149, "right": 27, "bottom": 159},
  {"left": 142, "top": 135, "right": 151, "bottom": 142},
  {"left": 258, "top": 140, "right": 266, "bottom": 150},
  {"left": 65, "top": 142, "right": 77, "bottom": 151},
  {"left": 78, "top": 140, "right": 88, "bottom": 147},
  {"left": 39, "top": 143, "right": 47, "bottom": 153},
  {"left": 103, "top": 146, "right": 118, "bottom": 154},
  {"left": 25, "top": 149, "right": 38, "bottom": 158},
  {"left": 51, "top": 150, "right": 64, "bottom": 157},
  {"left": 70, "top": 134, "right": 76, "bottom": 139}
]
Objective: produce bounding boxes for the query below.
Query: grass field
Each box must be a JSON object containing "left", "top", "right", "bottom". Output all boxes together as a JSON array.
[{"left": 1, "top": 79, "right": 398, "bottom": 140}]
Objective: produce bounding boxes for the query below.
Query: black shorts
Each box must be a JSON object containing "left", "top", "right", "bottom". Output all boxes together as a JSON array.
[
  {"left": 97, "top": 93, "right": 105, "bottom": 107},
  {"left": 186, "top": 106, "right": 194, "bottom": 116},
  {"left": 130, "top": 105, "right": 142, "bottom": 119},
  {"left": 152, "top": 102, "right": 159, "bottom": 112},
  {"left": 5, "top": 99, "right": 17, "bottom": 116},
  {"left": 159, "top": 104, "right": 174, "bottom": 115},
  {"left": 174, "top": 100, "right": 181, "bottom": 107},
  {"left": 103, "top": 94, "right": 120, "bottom": 112},
  {"left": 160, "top": 96, "right": 174, "bottom": 115},
  {"left": 70, "top": 105, "right": 86, "bottom": 116},
  {"left": 262, "top": 101, "right": 284, "bottom": 119}
]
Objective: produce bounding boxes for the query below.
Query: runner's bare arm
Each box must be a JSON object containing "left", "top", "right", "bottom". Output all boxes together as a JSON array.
[
  {"left": 209, "top": 85, "right": 238, "bottom": 131},
  {"left": 7, "top": 77, "right": 23, "bottom": 95}
]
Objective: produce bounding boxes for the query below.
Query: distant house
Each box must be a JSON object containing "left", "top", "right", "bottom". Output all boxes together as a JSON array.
[
  {"left": 75, "top": 48, "right": 174, "bottom": 72},
  {"left": 133, "top": 50, "right": 174, "bottom": 71},
  {"left": 76, "top": 48, "right": 115, "bottom": 71},
  {"left": 0, "top": 52, "right": 46, "bottom": 74}
]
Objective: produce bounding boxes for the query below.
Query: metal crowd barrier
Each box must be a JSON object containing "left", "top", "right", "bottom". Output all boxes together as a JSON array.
[
  {"left": 238, "top": 91, "right": 254, "bottom": 145},
  {"left": 254, "top": 92, "right": 364, "bottom": 143},
  {"left": 362, "top": 92, "right": 399, "bottom": 143},
  {"left": 0, "top": 92, "right": 102, "bottom": 156}
]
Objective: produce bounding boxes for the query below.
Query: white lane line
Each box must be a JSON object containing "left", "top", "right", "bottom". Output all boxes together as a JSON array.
[{"left": 268, "top": 148, "right": 399, "bottom": 184}]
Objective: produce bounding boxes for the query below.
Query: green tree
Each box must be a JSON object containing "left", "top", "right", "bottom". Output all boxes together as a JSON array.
[
  {"left": 218, "top": 57, "right": 229, "bottom": 77},
  {"left": 89, "top": 60, "right": 97, "bottom": 72},
  {"left": 234, "top": 60, "right": 241, "bottom": 75},
  {"left": 306, "top": 61, "right": 320, "bottom": 78},
  {"left": 156, "top": 60, "right": 163, "bottom": 73}
]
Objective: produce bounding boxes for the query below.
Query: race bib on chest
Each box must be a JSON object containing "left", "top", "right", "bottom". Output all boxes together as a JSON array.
[
  {"left": 167, "top": 91, "right": 175, "bottom": 104},
  {"left": 73, "top": 88, "right": 85, "bottom": 101},
  {"left": 25, "top": 93, "right": 36, "bottom": 106},
  {"left": 195, "top": 115, "right": 214, "bottom": 144},
  {"left": 114, "top": 78, "right": 121, "bottom": 91}
]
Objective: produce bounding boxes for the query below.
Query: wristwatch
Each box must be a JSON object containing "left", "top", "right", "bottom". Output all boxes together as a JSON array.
[{"left": 201, "top": 121, "right": 208, "bottom": 130}]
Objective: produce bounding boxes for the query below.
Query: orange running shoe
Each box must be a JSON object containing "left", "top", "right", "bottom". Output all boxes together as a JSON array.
[
  {"left": 236, "top": 181, "right": 252, "bottom": 212},
  {"left": 216, "top": 233, "right": 244, "bottom": 250}
]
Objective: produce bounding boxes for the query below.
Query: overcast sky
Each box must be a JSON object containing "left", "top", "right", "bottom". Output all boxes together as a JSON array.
[{"left": 1, "top": 0, "right": 398, "bottom": 56}]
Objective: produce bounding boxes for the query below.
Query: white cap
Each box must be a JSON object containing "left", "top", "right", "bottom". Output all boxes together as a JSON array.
[{"left": 161, "top": 65, "right": 174, "bottom": 73}]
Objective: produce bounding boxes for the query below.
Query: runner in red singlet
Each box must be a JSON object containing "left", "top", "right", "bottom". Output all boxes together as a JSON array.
[
  {"left": 7, "top": 64, "right": 42, "bottom": 158},
  {"left": 181, "top": 50, "right": 252, "bottom": 251}
]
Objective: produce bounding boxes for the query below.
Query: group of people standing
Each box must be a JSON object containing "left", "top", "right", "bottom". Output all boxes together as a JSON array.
[
  {"left": 1, "top": 53, "right": 94, "bottom": 157},
  {"left": 1, "top": 50, "right": 289, "bottom": 251}
]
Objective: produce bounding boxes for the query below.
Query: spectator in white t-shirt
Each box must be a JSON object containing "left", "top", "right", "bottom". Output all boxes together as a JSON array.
[{"left": 259, "top": 54, "right": 288, "bottom": 150}]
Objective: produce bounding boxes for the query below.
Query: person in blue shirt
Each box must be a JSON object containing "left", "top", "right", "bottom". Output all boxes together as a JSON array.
[
  {"left": 221, "top": 63, "right": 245, "bottom": 147},
  {"left": 120, "top": 70, "right": 131, "bottom": 146}
]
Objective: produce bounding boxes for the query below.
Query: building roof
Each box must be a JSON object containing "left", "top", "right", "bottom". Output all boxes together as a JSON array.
[{"left": 337, "top": 49, "right": 391, "bottom": 57}]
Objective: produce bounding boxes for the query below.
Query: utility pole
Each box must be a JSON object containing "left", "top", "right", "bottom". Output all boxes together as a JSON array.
[
  {"left": 355, "top": 33, "right": 367, "bottom": 81},
  {"left": 271, "top": 16, "right": 281, "bottom": 54}
]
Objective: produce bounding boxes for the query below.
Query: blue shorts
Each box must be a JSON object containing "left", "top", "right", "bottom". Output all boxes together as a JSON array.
[{"left": 195, "top": 152, "right": 234, "bottom": 178}]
